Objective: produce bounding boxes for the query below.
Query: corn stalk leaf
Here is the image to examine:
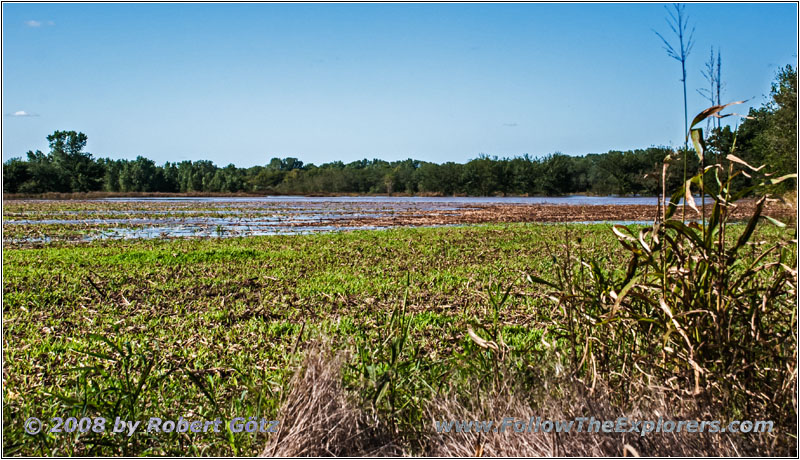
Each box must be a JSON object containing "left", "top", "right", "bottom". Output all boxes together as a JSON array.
[
  {"left": 689, "top": 101, "right": 746, "bottom": 129},
  {"left": 665, "top": 184, "right": 686, "bottom": 220},
  {"left": 728, "top": 196, "right": 766, "bottom": 263},
  {"left": 690, "top": 128, "right": 705, "bottom": 162},
  {"left": 467, "top": 327, "right": 498, "bottom": 351},
  {"left": 726, "top": 154, "right": 765, "bottom": 172},
  {"left": 770, "top": 173, "right": 797, "bottom": 185},
  {"left": 684, "top": 179, "right": 699, "bottom": 214},
  {"left": 526, "top": 274, "right": 558, "bottom": 289},
  {"left": 762, "top": 215, "right": 787, "bottom": 228}
]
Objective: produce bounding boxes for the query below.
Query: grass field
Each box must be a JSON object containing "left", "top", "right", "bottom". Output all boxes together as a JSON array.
[{"left": 3, "top": 222, "right": 796, "bottom": 456}]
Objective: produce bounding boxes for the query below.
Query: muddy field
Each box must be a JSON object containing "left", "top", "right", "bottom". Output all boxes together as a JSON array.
[
  {"left": 332, "top": 200, "right": 794, "bottom": 227},
  {"left": 2, "top": 197, "right": 794, "bottom": 247}
]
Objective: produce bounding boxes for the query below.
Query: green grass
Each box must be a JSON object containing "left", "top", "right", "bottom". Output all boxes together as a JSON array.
[{"left": 2, "top": 222, "right": 793, "bottom": 455}]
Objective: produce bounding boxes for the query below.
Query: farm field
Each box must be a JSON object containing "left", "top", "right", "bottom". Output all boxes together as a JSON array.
[
  {"left": 3, "top": 220, "right": 796, "bottom": 456},
  {"left": 1, "top": 196, "right": 660, "bottom": 246},
  {"left": 3, "top": 196, "right": 791, "bottom": 247}
]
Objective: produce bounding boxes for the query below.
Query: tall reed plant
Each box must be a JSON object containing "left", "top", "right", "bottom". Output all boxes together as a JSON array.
[{"left": 529, "top": 103, "right": 797, "bottom": 443}]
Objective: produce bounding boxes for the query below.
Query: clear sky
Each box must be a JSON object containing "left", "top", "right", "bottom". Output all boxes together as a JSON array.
[{"left": 2, "top": 3, "right": 797, "bottom": 167}]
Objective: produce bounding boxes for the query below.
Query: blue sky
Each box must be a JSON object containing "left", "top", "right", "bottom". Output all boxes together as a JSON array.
[{"left": 2, "top": 3, "right": 797, "bottom": 167}]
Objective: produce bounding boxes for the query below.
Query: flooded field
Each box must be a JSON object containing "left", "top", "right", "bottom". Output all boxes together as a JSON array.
[{"left": 2, "top": 195, "right": 779, "bottom": 247}]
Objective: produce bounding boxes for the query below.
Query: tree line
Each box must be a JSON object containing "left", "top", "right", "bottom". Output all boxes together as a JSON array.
[{"left": 4, "top": 66, "right": 795, "bottom": 197}]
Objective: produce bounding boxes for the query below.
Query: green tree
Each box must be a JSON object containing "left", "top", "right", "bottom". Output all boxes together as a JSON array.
[
  {"left": 761, "top": 65, "right": 797, "bottom": 183},
  {"left": 23, "top": 149, "right": 69, "bottom": 192},
  {"left": 2, "top": 158, "right": 32, "bottom": 193},
  {"left": 119, "top": 156, "right": 157, "bottom": 192},
  {"left": 462, "top": 155, "right": 499, "bottom": 196},
  {"left": 734, "top": 65, "right": 797, "bottom": 191},
  {"left": 537, "top": 153, "right": 573, "bottom": 195},
  {"left": 47, "top": 130, "right": 103, "bottom": 192}
]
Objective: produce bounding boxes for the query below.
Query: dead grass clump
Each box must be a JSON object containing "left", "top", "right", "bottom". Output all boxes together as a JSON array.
[
  {"left": 264, "top": 352, "right": 783, "bottom": 457},
  {"left": 261, "top": 347, "right": 403, "bottom": 457},
  {"left": 424, "top": 386, "right": 552, "bottom": 456}
]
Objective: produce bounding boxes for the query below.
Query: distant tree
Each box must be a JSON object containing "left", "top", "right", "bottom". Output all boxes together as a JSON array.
[
  {"left": 99, "top": 158, "right": 123, "bottom": 192},
  {"left": 392, "top": 159, "right": 420, "bottom": 194},
  {"left": 47, "top": 130, "right": 103, "bottom": 192},
  {"left": 762, "top": 65, "right": 797, "bottom": 180},
  {"left": 640, "top": 147, "right": 674, "bottom": 195},
  {"left": 283, "top": 157, "right": 303, "bottom": 171},
  {"left": 194, "top": 160, "right": 218, "bottom": 191},
  {"left": 161, "top": 162, "right": 180, "bottom": 192},
  {"left": 538, "top": 153, "right": 572, "bottom": 196},
  {"left": 23, "top": 149, "right": 69, "bottom": 192},
  {"left": 119, "top": 156, "right": 157, "bottom": 192},
  {"left": 596, "top": 151, "right": 633, "bottom": 195},
  {"left": 266, "top": 157, "right": 304, "bottom": 172},
  {"left": 462, "top": 155, "right": 499, "bottom": 196},
  {"left": 208, "top": 164, "right": 245, "bottom": 192},
  {"left": 2, "top": 158, "right": 31, "bottom": 193},
  {"left": 177, "top": 161, "right": 199, "bottom": 192},
  {"left": 252, "top": 166, "right": 285, "bottom": 191}
]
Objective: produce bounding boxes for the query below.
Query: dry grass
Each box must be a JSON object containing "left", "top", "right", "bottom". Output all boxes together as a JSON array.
[
  {"left": 425, "top": 383, "right": 770, "bottom": 457},
  {"left": 783, "top": 189, "right": 797, "bottom": 214},
  {"left": 261, "top": 346, "right": 403, "bottom": 457},
  {"left": 264, "top": 348, "right": 785, "bottom": 457}
]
